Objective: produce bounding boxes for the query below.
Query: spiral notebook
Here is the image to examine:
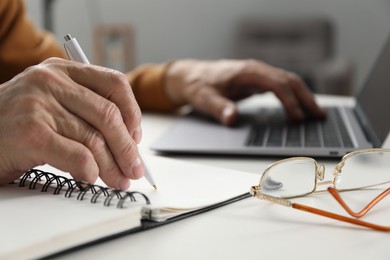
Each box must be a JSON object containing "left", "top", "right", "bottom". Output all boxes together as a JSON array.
[{"left": 0, "top": 155, "right": 257, "bottom": 259}]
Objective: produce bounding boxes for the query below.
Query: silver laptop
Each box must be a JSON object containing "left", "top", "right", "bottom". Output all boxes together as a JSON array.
[{"left": 151, "top": 35, "right": 390, "bottom": 158}]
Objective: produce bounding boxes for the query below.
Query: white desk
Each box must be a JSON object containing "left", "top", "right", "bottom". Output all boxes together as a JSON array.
[{"left": 55, "top": 95, "right": 390, "bottom": 260}]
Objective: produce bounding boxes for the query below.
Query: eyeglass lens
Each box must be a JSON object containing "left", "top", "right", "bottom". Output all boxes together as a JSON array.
[
  {"left": 335, "top": 150, "right": 390, "bottom": 191},
  {"left": 260, "top": 151, "right": 390, "bottom": 200},
  {"left": 261, "top": 158, "right": 317, "bottom": 198}
]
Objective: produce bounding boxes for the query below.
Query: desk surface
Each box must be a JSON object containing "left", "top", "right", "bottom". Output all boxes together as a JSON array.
[{"left": 56, "top": 95, "right": 390, "bottom": 260}]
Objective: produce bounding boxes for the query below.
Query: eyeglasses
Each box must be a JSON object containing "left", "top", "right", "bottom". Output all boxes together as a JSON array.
[{"left": 250, "top": 148, "right": 390, "bottom": 231}]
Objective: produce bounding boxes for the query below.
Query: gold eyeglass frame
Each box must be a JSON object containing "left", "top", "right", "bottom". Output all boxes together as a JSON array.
[{"left": 250, "top": 148, "right": 390, "bottom": 231}]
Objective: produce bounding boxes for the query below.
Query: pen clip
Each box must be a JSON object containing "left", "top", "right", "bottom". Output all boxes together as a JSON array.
[{"left": 63, "top": 43, "right": 72, "bottom": 60}]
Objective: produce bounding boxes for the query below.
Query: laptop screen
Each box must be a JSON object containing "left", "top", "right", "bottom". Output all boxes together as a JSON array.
[{"left": 356, "top": 34, "right": 390, "bottom": 146}]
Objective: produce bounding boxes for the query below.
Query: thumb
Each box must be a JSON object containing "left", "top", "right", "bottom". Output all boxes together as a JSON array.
[{"left": 190, "top": 86, "right": 238, "bottom": 126}]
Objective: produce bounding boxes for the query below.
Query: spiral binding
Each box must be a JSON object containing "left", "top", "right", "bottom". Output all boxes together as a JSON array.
[{"left": 16, "top": 169, "right": 150, "bottom": 208}]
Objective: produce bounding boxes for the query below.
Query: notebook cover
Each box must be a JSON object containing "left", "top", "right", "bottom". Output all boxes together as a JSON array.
[{"left": 41, "top": 193, "right": 251, "bottom": 259}]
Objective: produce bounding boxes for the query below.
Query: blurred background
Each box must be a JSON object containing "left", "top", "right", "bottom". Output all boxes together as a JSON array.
[{"left": 26, "top": 0, "right": 390, "bottom": 96}]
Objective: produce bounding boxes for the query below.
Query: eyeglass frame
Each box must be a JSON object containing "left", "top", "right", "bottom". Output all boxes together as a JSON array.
[{"left": 250, "top": 148, "right": 390, "bottom": 231}]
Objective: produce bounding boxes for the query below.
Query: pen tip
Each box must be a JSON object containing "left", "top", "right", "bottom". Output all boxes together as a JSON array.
[{"left": 153, "top": 185, "right": 157, "bottom": 190}]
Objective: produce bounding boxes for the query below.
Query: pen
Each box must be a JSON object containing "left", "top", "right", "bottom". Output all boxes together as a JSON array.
[{"left": 63, "top": 34, "right": 157, "bottom": 190}]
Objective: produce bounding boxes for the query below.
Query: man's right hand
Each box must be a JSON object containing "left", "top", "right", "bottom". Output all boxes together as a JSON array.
[{"left": 0, "top": 58, "right": 144, "bottom": 189}]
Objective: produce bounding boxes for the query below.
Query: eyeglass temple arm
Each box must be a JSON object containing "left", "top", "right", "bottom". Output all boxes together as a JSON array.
[
  {"left": 252, "top": 192, "right": 292, "bottom": 207},
  {"left": 292, "top": 202, "right": 390, "bottom": 232},
  {"left": 253, "top": 190, "right": 390, "bottom": 232},
  {"left": 250, "top": 187, "right": 293, "bottom": 207},
  {"left": 327, "top": 187, "right": 390, "bottom": 218}
]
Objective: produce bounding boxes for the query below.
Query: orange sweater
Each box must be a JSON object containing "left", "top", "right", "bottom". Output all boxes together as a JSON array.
[{"left": 0, "top": 0, "right": 176, "bottom": 111}]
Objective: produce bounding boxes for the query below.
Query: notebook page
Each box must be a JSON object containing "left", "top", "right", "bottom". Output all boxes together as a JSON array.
[
  {"left": 0, "top": 175, "right": 142, "bottom": 259},
  {"left": 125, "top": 155, "right": 259, "bottom": 221}
]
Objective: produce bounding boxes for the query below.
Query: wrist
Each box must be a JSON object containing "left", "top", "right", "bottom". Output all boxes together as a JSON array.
[{"left": 164, "top": 60, "right": 196, "bottom": 106}]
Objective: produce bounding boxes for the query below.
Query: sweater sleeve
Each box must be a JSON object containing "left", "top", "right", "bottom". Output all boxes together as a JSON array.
[
  {"left": 0, "top": 0, "right": 66, "bottom": 83},
  {"left": 0, "top": 0, "right": 177, "bottom": 112},
  {"left": 127, "top": 63, "right": 178, "bottom": 112}
]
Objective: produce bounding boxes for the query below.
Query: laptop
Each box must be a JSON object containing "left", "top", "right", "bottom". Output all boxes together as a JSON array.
[{"left": 151, "top": 35, "right": 390, "bottom": 158}]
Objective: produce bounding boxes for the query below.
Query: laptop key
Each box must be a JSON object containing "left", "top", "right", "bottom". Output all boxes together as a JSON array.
[
  {"left": 304, "top": 122, "right": 322, "bottom": 147},
  {"left": 322, "top": 110, "right": 342, "bottom": 147},
  {"left": 266, "top": 126, "right": 284, "bottom": 147},
  {"left": 285, "top": 124, "right": 302, "bottom": 147},
  {"left": 334, "top": 109, "right": 354, "bottom": 147},
  {"left": 247, "top": 125, "right": 266, "bottom": 146}
]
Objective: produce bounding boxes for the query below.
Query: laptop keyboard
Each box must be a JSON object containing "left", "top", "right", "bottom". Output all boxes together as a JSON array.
[{"left": 246, "top": 107, "right": 354, "bottom": 148}]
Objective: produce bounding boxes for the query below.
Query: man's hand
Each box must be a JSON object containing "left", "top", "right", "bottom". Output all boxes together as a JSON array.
[
  {"left": 0, "top": 58, "right": 143, "bottom": 189},
  {"left": 165, "top": 59, "right": 326, "bottom": 125}
]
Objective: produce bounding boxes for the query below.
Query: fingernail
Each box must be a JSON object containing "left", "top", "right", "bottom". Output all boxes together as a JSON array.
[
  {"left": 117, "top": 177, "right": 130, "bottom": 190},
  {"left": 131, "top": 158, "right": 144, "bottom": 179},
  {"left": 132, "top": 126, "right": 142, "bottom": 144},
  {"left": 222, "top": 105, "right": 235, "bottom": 125}
]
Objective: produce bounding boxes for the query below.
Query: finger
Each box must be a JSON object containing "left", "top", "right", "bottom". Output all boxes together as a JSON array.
[
  {"left": 53, "top": 111, "right": 138, "bottom": 189},
  {"left": 69, "top": 65, "right": 142, "bottom": 141},
  {"left": 288, "top": 75, "right": 327, "bottom": 119},
  {"left": 47, "top": 72, "right": 144, "bottom": 182},
  {"left": 31, "top": 128, "right": 100, "bottom": 185},
  {"left": 189, "top": 85, "right": 238, "bottom": 125},
  {"left": 270, "top": 82, "right": 307, "bottom": 121},
  {"left": 273, "top": 73, "right": 326, "bottom": 121},
  {"left": 238, "top": 73, "right": 304, "bottom": 121},
  {"left": 43, "top": 58, "right": 142, "bottom": 143},
  {"left": 257, "top": 76, "right": 313, "bottom": 121},
  {"left": 233, "top": 61, "right": 325, "bottom": 121}
]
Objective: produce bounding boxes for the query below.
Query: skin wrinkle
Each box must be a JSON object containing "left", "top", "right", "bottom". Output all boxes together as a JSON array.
[
  {"left": 69, "top": 62, "right": 141, "bottom": 139},
  {"left": 54, "top": 106, "right": 121, "bottom": 186}
]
